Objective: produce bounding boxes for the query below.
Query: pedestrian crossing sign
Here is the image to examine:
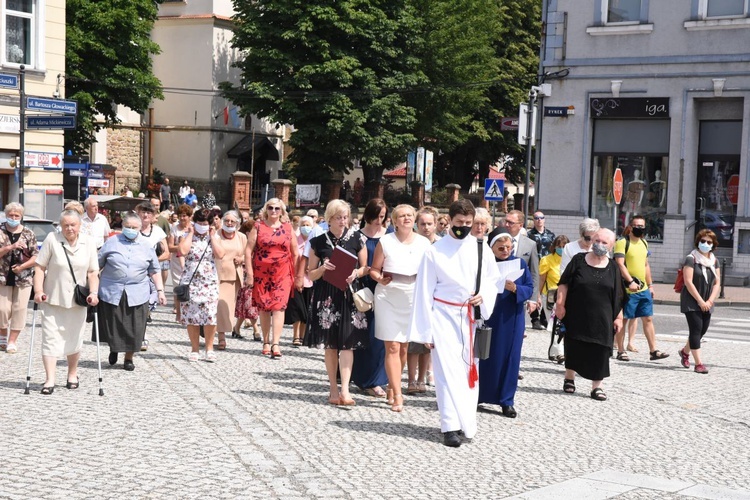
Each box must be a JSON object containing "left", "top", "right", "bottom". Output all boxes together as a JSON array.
[{"left": 484, "top": 179, "right": 504, "bottom": 201}]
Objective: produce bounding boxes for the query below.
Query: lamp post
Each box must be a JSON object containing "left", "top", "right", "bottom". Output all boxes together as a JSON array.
[
  {"left": 522, "top": 88, "right": 537, "bottom": 219},
  {"left": 18, "top": 65, "right": 26, "bottom": 205}
]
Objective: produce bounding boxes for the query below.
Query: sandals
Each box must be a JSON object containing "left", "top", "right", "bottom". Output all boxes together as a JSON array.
[
  {"left": 385, "top": 386, "right": 395, "bottom": 405},
  {"left": 231, "top": 330, "right": 244, "bottom": 339},
  {"left": 406, "top": 382, "right": 419, "bottom": 395},
  {"left": 416, "top": 381, "right": 427, "bottom": 393},
  {"left": 626, "top": 345, "right": 639, "bottom": 352},
  {"left": 217, "top": 337, "right": 227, "bottom": 351},
  {"left": 66, "top": 377, "right": 80, "bottom": 390},
  {"left": 270, "top": 344, "right": 282, "bottom": 359},
  {"left": 590, "top": 388, "right": 608, "bottom": 401},
  {"left": 253, "top": 331, "right": 262, "bottom": 342},
  {"left": 292, "top": 337, "right": 303, "bottom": 347},
  {"left": 364, "top": 386, "right": 386, "bottom": 398},
  {"left": 261, "top": 343, "right": 271, "bottom": 356},
  {"left": 554, "top": 355, "right": 565, "bottom": 364},
  {"left": 391, "top": 394, "right": 404, "bottom": 412},
  {"left": 616, "top": 351, "right": 630, "bottom": 362},
  {"left": 188, "top": 351, "right": 200, "bottom": 362},
  {"left": 649, "top": 350, "right": 670, "bottom": 361},
  {"left": 563, "top": 378, "right": 576, "bottom": 394},
  {"left": 41, "top": 385, "right": 55, "bottom": 395}
]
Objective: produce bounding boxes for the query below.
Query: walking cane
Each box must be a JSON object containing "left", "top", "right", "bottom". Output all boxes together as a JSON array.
[
  {"left": 92, "top": 306, "right": 104, "bottom": 396},
  {"left": 23, "top": 302, "right": 39, "bottom": 395}
]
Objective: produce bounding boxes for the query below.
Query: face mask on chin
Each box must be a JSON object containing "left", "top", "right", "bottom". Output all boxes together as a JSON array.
[{"left": 451, "top": 226, "right": 471, "bottom": 240}]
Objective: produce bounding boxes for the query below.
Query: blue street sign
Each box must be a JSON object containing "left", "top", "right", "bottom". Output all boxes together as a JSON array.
[
  {"left": 0, "top": 73, "right": 18, "bottom": 89},
  {"left": 484, "top": 179, "right": 504, "bottom": 201},
  {"left": 26, "top": 96, "right": 78, "bottom": 115},
  {"left": 69, "top": 169, "right": 86, "bottom": 178},
  {"left": 25, "top": 115, "right": 77, "bottom": 129},
  {"left": 87, "top": 171, "right": 104, "bottom": 179}
]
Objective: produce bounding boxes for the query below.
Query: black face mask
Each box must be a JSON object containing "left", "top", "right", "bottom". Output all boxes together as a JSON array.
[
  {"left": 631, "top": 227, "right": 645, "bottom": 238},
  {"left": 451, "top": 226, "right": 471, "bottom": 239}
]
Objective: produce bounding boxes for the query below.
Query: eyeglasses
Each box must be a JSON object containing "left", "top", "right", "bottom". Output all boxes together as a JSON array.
[
  {"left": 267, "top": 206, "right": 281, "bottom": 212},
  {"left": 534, "top": 216, "right": 545, "bottom": 220},
  {"left": 495, "top": 246, "right": 511, "bottom": 251},
  {"left": 583, "top": 236, "right": 592, "bottom": 242},
  {"left": 699, "top": 239, "right": 712, "bottom": 244},
  {"left": 504, "top": 220, "right": 519, "bottom": 226}
]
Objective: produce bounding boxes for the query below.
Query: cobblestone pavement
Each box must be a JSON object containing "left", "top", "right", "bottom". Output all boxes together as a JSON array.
[{"left": 1, "top": 307, "right": 749, "bottom": 499}]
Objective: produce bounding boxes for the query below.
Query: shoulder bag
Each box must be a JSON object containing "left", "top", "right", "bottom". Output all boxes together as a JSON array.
[
  {"left": 173, "top": 239, "right": 210, "bottom": 302},
  {"left": 61, "top": 241, "right": 90, "bottom": 307},
  {"left": 474, "top": 239, "right": 492, "bottom": 360}
]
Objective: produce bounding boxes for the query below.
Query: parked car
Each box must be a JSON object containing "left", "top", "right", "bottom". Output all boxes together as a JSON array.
[
  {"left": 0, "top": 212, "right": 57, "bottom": 251},
  {"left": 702, "top": 210, "right": 734, "bottom": 244}
]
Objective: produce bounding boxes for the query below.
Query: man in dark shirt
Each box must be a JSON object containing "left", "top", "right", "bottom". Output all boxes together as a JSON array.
[
  {"left": 527, "top": 211, "right": 555, "bottom": 329},
  {"left": 159, "top": 178, "right": 172, "bottom": 206}
]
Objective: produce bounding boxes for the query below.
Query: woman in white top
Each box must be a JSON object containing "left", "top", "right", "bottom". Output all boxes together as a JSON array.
[
  {"left": 167, "top": 204, "right": 193, "bottom": 318},
  {"left": 369, "top": 204, "right": 431, "bottom": 412}
]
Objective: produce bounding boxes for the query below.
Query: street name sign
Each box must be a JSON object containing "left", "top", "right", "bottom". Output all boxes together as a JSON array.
[
  {"left": 26, "top": 96, "right": 77, "bottom": 115},
  {"left": 26, "top": 115, "right": 77, "bottom": 129},
  {"left": 0, "top": 73, "right": 18, "bottom": 89}
]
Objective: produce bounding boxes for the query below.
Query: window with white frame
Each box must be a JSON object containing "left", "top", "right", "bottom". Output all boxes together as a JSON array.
[
  {"left": 605, "top": 0, "right": 642, "bottom": 24},
  {"left": 702, "top": 0, "right": 748, "bottom": 18},
  {"left": 2, "top": 0, "right": 43, "bottom": 68}
]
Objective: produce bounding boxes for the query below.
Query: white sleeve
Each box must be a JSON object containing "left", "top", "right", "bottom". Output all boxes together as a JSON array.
[{"left": 408, "top": 248, "right": 437, "bottom": 344}]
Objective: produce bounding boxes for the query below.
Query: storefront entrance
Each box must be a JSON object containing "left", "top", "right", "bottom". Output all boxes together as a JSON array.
[{"left": 695, "top": 121, "right": 742, "bottom": 258}]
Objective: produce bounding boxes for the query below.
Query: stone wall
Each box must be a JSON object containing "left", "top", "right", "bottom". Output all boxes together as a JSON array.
[{"left": 107, "top": 128, "right": 142, "bottom": 193}]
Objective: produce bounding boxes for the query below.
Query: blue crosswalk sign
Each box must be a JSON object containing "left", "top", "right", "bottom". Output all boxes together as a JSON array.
[{"left": 484, "top": 179, "right": 504, "bottom": 201}]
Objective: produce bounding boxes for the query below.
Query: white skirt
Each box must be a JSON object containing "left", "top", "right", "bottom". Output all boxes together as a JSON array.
[
  {"left": 40, "top": 303, "right": 87, "bottom": 358},
  {"left": 374, "top": 278, "right": 415, "bottom": 343}
]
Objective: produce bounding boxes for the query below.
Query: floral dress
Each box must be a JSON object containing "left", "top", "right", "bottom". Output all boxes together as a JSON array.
[
  {"left": 251, "top": 221, "right": 294, "bottom": 311},
  {"left": 304, "top": 231, "right": 369, "bottom": 350},
  {"left": 179, "top": 234, "right": 219, "bottom": 326}
]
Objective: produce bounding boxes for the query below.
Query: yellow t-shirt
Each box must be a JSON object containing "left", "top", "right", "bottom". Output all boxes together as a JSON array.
[
  {"left": 613, "top": 237, "right": 648, "bottom": 294},
  {"left": 539, "top": 253, "right": 562, "bottom": 294}
]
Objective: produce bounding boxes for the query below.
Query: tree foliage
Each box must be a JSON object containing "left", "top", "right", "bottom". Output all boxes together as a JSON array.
[
  {"left": 65, "top": 0, "right": 163, "bottom": 155},
  {"left": 225, "top": 0, "right": 541, "bottom": 188},
  {"left": 223, "top": 0, "right": 425, "bottom": 184}
]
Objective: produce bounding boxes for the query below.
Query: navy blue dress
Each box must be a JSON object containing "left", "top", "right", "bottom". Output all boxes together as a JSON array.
[
  {"left": 351, "top": 229, "right": 389, "bottom": 389},
  {"left": 478, "top": 257, "right": 533, "bottom": 407}
]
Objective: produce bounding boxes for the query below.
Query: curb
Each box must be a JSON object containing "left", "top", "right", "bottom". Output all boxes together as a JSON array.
[{"left": 653, "top": 299, "right": 750, "bottom": 307}]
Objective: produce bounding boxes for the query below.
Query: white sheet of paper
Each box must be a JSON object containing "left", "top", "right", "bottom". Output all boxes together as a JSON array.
[{"left": 496, "top": 259, "right": 522, "bottom": 292}]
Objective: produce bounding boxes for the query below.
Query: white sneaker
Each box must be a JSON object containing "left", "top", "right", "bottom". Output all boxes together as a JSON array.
[
  {"left": 188, "top": 351, "right": 200, "bottom": 362},
  {"left": 204, "top": 350, "right": 216, "bottom": 363}
]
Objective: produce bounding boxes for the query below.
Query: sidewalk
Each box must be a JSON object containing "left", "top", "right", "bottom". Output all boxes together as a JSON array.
[{"left": 652, "top": 282, "right": 750, "bottom": 306}]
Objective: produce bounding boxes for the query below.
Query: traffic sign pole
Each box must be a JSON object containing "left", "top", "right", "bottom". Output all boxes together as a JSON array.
[{"left": 18, "top": 65, "right": 25, "bottom": 206}]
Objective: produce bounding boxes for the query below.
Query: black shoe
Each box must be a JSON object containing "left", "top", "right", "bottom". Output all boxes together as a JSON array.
[
  {"left": 517, "top": 374, "right": 524, "bottom": 380},
  {"left": 443, "top": 431, "right": 462, "bottom": 448},
  {"left": 501, "top": 405, "right": 517, "bottom": 418},
  {"left": 40, "top": 385, "right": 54, "bottom": 395},
  {"left": 531, "top": 320, "right": 544, "bottom": 330},
  {"left": 66, "top": 377, "right": 80, "bottom": 390},
  {"left": 123, "top": 359, "right": 135, "bottom": 371},
  {"left": 146, "top": 313, "right": 152, "bottom": 323},
  {"left": 108, "top": 352, "right": 118, "bottom": 366}
]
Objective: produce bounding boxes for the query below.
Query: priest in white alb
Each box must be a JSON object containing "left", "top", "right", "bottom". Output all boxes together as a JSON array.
[{"left": 408, "top": 200, "right": 500, "bottom": 448}]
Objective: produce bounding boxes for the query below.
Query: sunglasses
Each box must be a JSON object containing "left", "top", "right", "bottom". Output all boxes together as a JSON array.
[
  {"left": 583, "top": 236, "right": 592, "bottom": 242},
  {"left": 267, "top": 206, "right": 281, "bottom": 211},
  {"left": 699, "top": 239, "right": 713, "bottom": 244},
  {"left": 534, "top": 216, "right": 545, "bottom": 220}
]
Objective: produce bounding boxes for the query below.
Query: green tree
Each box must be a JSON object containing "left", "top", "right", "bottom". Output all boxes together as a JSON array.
[
  {"left": 65, "top": 0, "right": 163, "bottom": 155},
  {"left": 223, "top": 0, "right": 426, "bottom": 186},
  {"left": 435, "top": 0, "right": 541, "bottom": 190}
]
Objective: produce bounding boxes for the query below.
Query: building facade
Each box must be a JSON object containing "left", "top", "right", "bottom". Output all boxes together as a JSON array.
[
  {"left": 0, "top": 0, "right": 65, "bottom": 218},
  {"left": 150, "top": 0, "right": 283, "bottom": 205},
  {"left": 538, "top": 0, "right": 750, "bottom": 282}
]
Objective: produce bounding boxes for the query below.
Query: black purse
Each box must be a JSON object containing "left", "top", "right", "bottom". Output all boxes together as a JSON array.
[
  {"left": 174, "top": 239, "right": 210, "bottom": 302},
  {"left": 61, "top": 241, "right": 90, "bottom": 307},
  {"left": 474, "top": 238, "right": 492, "bottom": 360}
]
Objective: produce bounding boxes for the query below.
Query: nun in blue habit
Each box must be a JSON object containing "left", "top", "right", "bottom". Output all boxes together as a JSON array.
[{"left": 478, "top": 230, "right": 533, "bottom": 418}]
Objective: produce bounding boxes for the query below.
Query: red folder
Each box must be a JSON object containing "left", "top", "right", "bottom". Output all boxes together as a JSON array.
[{"left": 323, "top": 246, "right": 358, "bottom": 291}]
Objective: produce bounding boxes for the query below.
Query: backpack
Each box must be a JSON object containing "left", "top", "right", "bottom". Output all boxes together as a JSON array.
[{"left": 622, "top": 237, "right": 648, "bottom": 256}]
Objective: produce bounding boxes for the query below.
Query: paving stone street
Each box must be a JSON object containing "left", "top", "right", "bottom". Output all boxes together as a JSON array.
[{"left": 1, "top": 304, "right": 749, "bottom": 499}]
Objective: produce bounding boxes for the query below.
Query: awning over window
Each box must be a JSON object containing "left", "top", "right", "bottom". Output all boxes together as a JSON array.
[{"left": 227, "top": 135, "right": 280, "bottom": 161}]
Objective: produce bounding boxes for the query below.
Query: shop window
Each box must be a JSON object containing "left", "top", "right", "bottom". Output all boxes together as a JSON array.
[
  {"left": 606, "top": 0, "right": 642, "bottom": 23},
  {"left": 2, "top": 0, "right": 42, "bottom": 68},
  {"left": 591, "top": 155, "right": 668, "bottom": 241}
]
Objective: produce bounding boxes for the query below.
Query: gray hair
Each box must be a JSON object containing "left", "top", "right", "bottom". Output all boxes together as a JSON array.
[
  {"left": 474, "top": 207, "right": 491, "bottom": 224},
  {"left": 83, "top": 197, "right": 97, "bottom": 208},
  {"left": 300, "top": 216, "right": 314, "bottom": 225},
  {"left": 3, "top": 202, "right": 24, "bottom": 216},
  {"left": 59, "top": 209, "right": 82, "bottom": 224},
  {"left": 222, "top": 210, "right": 241, "bottom": 223},
  {"left": 579, "top": 218, "right": 600, "bottom": 237},
  {"left": 122, "top": 212, "right": 142, "bottom": 228}
]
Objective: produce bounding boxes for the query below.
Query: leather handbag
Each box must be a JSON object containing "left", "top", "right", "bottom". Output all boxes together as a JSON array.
[
  {"left": 175, "top": 239, "right": 210, "bottom": 302},
  {"left": 473, "top": 238, "right": 492, "bottom": 360},
  {"left": 350, "top": 283, "right": 374, "bottom": 313},
  {"left": 61, "top": 241, "right": 90, "bottom": 307}
]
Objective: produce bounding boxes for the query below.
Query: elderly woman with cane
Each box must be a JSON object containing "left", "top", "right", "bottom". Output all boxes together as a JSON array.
[
  {"left": 32, "top": 210, "right": 99, "bottom": 394},
  {"left": 97, "top": 212, "right": 167, "bottom": 371}
]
